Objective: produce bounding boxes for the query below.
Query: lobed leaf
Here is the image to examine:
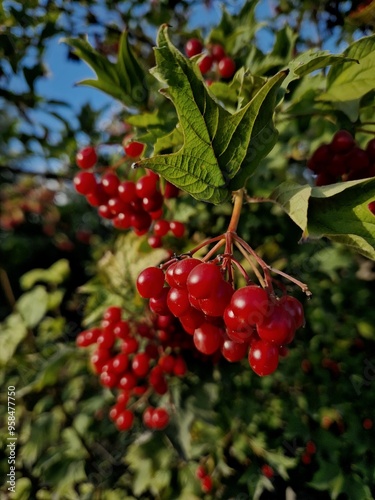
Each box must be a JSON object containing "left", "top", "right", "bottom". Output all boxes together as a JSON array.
[
  {"left": 62, "top": 31, "right": 148, "bottom": 108},
  {"left": 135, "top": 25, "right": 286, "bottom": 204},
  {"left": 271, "top": 179, "right": 375, "bottom": 260}
]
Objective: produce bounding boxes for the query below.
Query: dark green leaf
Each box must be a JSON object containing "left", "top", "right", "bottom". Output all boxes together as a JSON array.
[{"left": 135, "top": 26, "right": 286, "bottom": 204}]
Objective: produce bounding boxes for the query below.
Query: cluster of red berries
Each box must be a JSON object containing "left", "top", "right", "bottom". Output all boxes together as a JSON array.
[
  {"left": 137, "top": 256, "right": 304, "bottom": 377},
  {"left": 73, "top": 144, "right": 185, "bottom": 240},
  {"left": 195, "top": 465, "right": 213, "bottom": 493},
  {"left": 184, "top": 38, "right": 236, "bottom": 80},
  {"left": 301, "top": 440, "right": 317, "bottom": 465},
  {"left": 76, "top": 305, "right": 193, "bottom": 432},
  {"left": 307, "top": 130, "right": 375, "bottom": 185}
]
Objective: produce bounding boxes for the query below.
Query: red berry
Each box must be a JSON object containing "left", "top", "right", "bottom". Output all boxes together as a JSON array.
[
  {"left": 201, "top": 475, "right": 213, "bottom": 493},
  {"left": 76, "top": 146, "right": 97, "bottom": 169},
  {"left": 151, "top": 407, "right": 170, "bottom": 429},
  {"left": 76, "top": 327, "right": 101, "bottom": 347},
  {"left": 199, "top": 280, "right": 234, "bottom": 317},
  {"left": 363, "top": 418, "right": 373, "bottom": 430},
  {"left": 261, "top": 464, "right": 274, "bottom": 479},
  {"left": 257, "top": 302, "right": 295, "bottom": 345},
  {"left": 368, "top": 201, "right": 375, "bottom": 215},
  {"left": 179, "top": 307, "right": 205, "bottom": 334},
  {"left": 230, "top": 285, "right": 269, "bottom": 325},
  {"left": 307, "top": 144, "right": 332, "bottom": 173},
  {"left": 173, "top": 356, "right": 187, "bottom": 376},
  {"left": 124, "top": 141, "right": 145, "bottom": 158},
  {"left": 85, "top": 184, "right": 108, "bottom": 206},
  {"left": 121, "top": 336, "right": 139, "bottom": 354},
  {"left": 118, "top": 181, "right": 138, "bottom": 203},
  {"left": 132, "top": 352, "right": 150, "bottom": 378},
  {"left": 218, "top": 56, "right": 236, "bottom": 79},
  {"left": 198, "top": 54, "right": 213, "bottom": 74},
  {"left": 148, "top": 235, "right": 163, "bottom": 248},
  {"left": 210, "top": 43, "right": 226, "bottom": 62},
  {"left": 142, "top": 192, "right": 163, "bottom": 212},
  {"left": 97, "top": 329, "right": 116, "bottom": 349},
  {"left": 172, "top": 259, "right": 201, "bottom": 288},
  {"left": 280, "top": 295, "right": 304, "bottom": 329},
  {"left": 221, "top": 339, "right": 248, "bottom": 362},
  {"left": 169, "top": 220, "right": 185, "bottom": 238},
  {"left": 306, "top": 440, "right": 317, "bottom": 454},
  {"left": 158, "top": 355, "right": 176, "bottom": 374},
  {"left": 116, "top": 409, "right": 134, "bottom": 431},
  {"left": 73, "top": 171, "right": 97, "bottom": 195},
  {"left": 193, "top": 323, "right": 223, "bottom": 355},
  {"left": 301, "top": 453, "right": 311, "bottom": 465},
  {"left": 143, "top": 406, "right": 155, "bottom": 428},
  {"left": 90, "top": 348, "right": 111, "bottom": 373},
  {"left": 167, "top": 287, "right": 191, "bottom": 317},
  {"left": 103, "top": 306, "right": 122, "bottom": 324},
  {"left": 248, "top": 339, "right": 279, "bottom": 376},
  {"left": 118, "top": 372, "right": 137, "bottom": 391},
  {"left": 165, "top": 262, "right": 179, "bottom": 288},
  {"left": 149, "top": 288, "right": 170, "bottom": 316},
  {"left": 196, "top": 465, "right": 207, "bottom": 479},
  {"left": 153, "top": 219, "right": 170, "bottom": 236},
  {"left": 164, "top": 181, "right": 180, "bottom": 199},
  {"left": 113, "top": 320, "right": 130, "bottom": 339},
  {"left": 331, "top": 130, "right": 355, "bottom": 153},
  {"left": 185, "top": 38, "right": 203, "bottom": 58},
  {"left": 187, "top": 262, "right": 223, "bottom": 299},
  {"left": 111, "top": 353, "right": 129, "bottom": 374},
  {"left": 101, "top": 172, "right": 120, "bottom": 196},
  {"left": 136, "top": 174, "right": 159, "bottom": 198},
  {"left": 137, "top": 267, "right": 165, "bottom": 299}
]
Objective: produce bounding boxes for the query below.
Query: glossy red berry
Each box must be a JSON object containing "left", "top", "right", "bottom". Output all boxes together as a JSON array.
[
  {"left": 331, "top": 130, "right": 355, "bottom": 153},
  {"left": 142, "top": 406, "right": 155, "bottom": 428},
  {"left": 151, "top": 407, "right": 169, "bottom": 429},
  {"left": 210, "top": 43, "right": 226, "bottom": 62},
  {"left": 153, "top": 219, "right": 170, "bottom": 236},
  {"left": 118, "top": 181, "right": 138, "bottom": 203},
  {"left": 116, "top": 409, "right": 134, "bottom": 431},
  {"left": 187, "top": 262, "right": 223, "bottom": 299},
  {"left": 132, "top": 352, "right": 150, "bottom": 378},
  {"left": 124, "top": 141, "right": 145, "bottom": 158},
  {"left": 103, "top": 306, "right": 122, "bottom": 324},
  {"left": 230, "top": 285, "right": 269, "bottom": 325},
  {"left": 198, "top": 54, "right": 213, "bottom": 74},
  {"left": 218, "top": 56, "right": 236, "bottom": 78},
  {"left": 193, "top": 322, "right": 223, "bottom": 355},
  {"left": 169, "top": 220, "right": 185, "bottom": 238},
  {"left": 185, "top": 38, "right": 203, "bottom": 57},
  {"left": 257, "top": 302, "right": 295, "bottom": 345},
  {"left": 249, "top": 339, "right": 279, "bottom": 376},
  {"left": 101, "top": 172, "right": 120, "bottom": 196},
  {"left": 76, "top": 146, "right": 97, "bottom": 169},
  {"left": 368, "top": 201, "right": 375, "bottom": 215},
  {"left": 137, "top": 267, "right": 165, "bottom": 299},
  {"left": 73, "top": 171, "right": 97, "bottom": 195},
  {"left": 221, "top": 339, "right": 248, "bottom": 362}
]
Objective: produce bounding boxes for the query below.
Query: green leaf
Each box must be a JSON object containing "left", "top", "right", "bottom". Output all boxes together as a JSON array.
[
  {"left": 0, "top": 313, "right": 28, "bottom": 368},
  {"left": 20, "top": 259, "right": 70, "bottom": 290},
  {"left": 16, "top": 285, "right": 49, "bottom": 328},
  {"left": 308, "top": 460, "right": 342, "bottom": 490},
  {"left": 318, "top": 35, "right": 375, "bottom": 120},
  {"left": 283, "top": 50, "right": 357, "bottom": 90},
  {"left": 135, "top": 26, "right": 286, "bottom": 204},
  {"left": 271, "top": 179, "right": 375, "bottom": 259},
  {"left": 270, "top": 182, "right": 312, "bottom": 230},
  {"left": 62, "top": 31, "right": 148, "bottom": 108}
]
